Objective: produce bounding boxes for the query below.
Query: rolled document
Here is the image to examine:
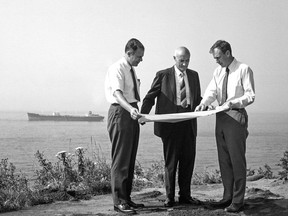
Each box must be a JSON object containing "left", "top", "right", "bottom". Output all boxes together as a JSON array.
[{"left": 139, "top": 106, "right": 226, "bottom": 123}]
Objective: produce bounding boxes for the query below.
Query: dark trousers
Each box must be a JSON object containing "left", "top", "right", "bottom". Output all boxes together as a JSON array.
[
  {"left": 107, "top": 103, "right": 140, "bottom": 205},
  {"left": 161, "top": 116, "right": 196, "bottom": 200},
  {"left": 215, "top": 109, "right": 248, "bottom": 204}
]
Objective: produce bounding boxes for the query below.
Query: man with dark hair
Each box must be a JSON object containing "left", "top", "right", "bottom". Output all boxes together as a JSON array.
[
  {"left": 209, "top": 40, "right": 232, "bottom": 56},
  {"left": 195, "top": 40, "right": 255, "bottom": 213},
  {"left": 141, "top": 47, "right": 202, "bottom": 207},
  {"left": 105, "top": 38, "right": 145, "bottom": 214}
]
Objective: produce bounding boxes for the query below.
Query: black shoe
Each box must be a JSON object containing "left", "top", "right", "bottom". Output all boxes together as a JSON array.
[
  {"left": 210, "top": 199, "right": 232, "bottom": 208},
  {"left": 179, "top": 196, "right": 201, "bottom": 205},
  {"left": 164, "top": 199, "right": 175, "bottom": 207},
  {"left": 225, "top": 203, "right": 244, "bottom": 212},
  {"left": 127, "top": 200, "right": 145, "bottom": 208},
  {"left": 114, "top": 203, "right": 136, "bottom": 214}
]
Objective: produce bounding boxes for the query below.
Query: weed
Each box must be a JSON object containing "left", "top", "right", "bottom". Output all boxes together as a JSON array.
[
  {"left": 1, "top": 147, "right": 288, "bottom": 213},
  {"left": 0, "top": 159, "right": 34, "bottom": 212},
  {"left": 144, "top": 159, "right": 165, "bottom": 187},
  {"left": 257, "top": 164, "right": 274, "bottom": 179},
  {"left": 246, "top": 167, "right": 255, "bottom": 177},
  {"left": 277, "top": 150, "right": 288, "bottom": 179},
  {"left": 192, "top": 169, "right": 222, "bottom": 185}
]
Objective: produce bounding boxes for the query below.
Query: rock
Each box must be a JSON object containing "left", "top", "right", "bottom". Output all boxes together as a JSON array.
[{"left": 247, "top": 174, "right": 264, "bottom": 181}]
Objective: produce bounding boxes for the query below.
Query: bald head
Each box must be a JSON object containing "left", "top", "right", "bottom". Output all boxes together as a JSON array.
[
  {"left": 173, "top": 47, "right": 190, "bottom": 72},
  {"left": 174, "top": 47, "right": 190, "bottom": 57}
]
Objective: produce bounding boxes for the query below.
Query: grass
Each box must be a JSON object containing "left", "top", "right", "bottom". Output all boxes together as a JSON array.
[{"left": 0, "top": 148, "right": 287, "bottom": 213}]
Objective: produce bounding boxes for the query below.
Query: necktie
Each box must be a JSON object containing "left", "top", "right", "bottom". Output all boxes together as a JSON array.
[
  {"left": 221, "top": 67, "right": 230, "bottom": 105},
  {"left": 130, "top": 68, "right": 140, "bottom": 101},
  {"left": 180, "top": 73, "right": 187, "bottom": 108}
]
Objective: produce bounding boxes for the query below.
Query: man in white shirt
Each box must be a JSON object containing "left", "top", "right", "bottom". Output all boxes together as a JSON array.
[
  {"left": 105, "top": 38, "right": 144, "bottom": 214},
  {"left": 195, "top": 40, "right": 255, "bottom": 213}
]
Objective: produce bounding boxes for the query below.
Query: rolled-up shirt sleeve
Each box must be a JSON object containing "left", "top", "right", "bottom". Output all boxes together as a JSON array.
[
  {"left": 105, "top": 57, "right": 139, "bottom": 104},
  {"left": 201, "top": 78, "right": 217, "bottom": 106},
  {"left": 110, "top": 67, "right": 124, "bottom": 94},
  {"left": 105, "top": 65, "right": 124, "bottom": 104},
  {"left": 230, "top": 66, "right": 255, "bottom": 108}
]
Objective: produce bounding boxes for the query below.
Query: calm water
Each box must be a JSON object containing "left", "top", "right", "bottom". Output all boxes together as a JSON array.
[{"left": 0, "top": 111, "right": 287, "bottom": 178}]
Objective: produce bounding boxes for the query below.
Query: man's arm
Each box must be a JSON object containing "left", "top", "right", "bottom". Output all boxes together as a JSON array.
[
  {"left": 194, "top": 72, "right": 202, "bottom": 106},
  {"left": 195, "top": 77, "right": 217, "bottom": 111},
  {"left": 227, "top": 66, "right": 255, "bottom": 109},
  {"left": 114, "top": 90, "right": 141, "bottom": 120},
  {"left": 140, "top": 72, "right": 162, "bottom": 114}
]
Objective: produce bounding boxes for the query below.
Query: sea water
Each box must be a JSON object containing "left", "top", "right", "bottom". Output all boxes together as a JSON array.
[{"left": 0, "top": 111, "right": 287, "bottom": 179}]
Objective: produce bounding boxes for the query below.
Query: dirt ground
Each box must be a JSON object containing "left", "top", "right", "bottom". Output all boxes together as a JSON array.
[{"left": 1, "top": 178, "right": 288, "bottom": 216}]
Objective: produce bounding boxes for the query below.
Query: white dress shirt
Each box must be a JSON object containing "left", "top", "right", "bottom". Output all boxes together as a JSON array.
[
  {"left": 174, "top": 65, "right": 191, "bottom": 106},
  {"left": 201, "top": 58, "right": 255, "bottom": 109},
  {"left": 105, "top": 57, "right": 140, "bottom": 104}
]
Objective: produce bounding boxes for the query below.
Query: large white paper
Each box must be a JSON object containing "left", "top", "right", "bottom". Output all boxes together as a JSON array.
[{"left": 139, "top": 106, "right": 226, "bottom": 123}]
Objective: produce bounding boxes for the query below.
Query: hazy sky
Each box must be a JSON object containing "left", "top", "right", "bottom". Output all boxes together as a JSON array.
[{"left": 0, "top": 0, "right": 287, "bottom": 113}]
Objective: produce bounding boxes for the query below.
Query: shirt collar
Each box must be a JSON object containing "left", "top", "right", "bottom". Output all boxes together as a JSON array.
[
  {"left": 227, "top": 58, "right": 237, "bottom": 71},
  {"left": 122, "top": 57, "right": 133, "bottom": 71},
  {"left": 174, "top": 65, "right": 186, "bottom": 77}
]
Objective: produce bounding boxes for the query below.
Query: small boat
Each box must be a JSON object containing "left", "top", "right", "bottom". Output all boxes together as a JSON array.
[{"left": 27, "top": 111, "right": 104, "bottom": 122}]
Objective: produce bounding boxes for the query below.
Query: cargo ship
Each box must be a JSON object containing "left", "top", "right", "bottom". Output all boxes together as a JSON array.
[{"left": 27, "top": 111, "right": 104, "bottom": 122}]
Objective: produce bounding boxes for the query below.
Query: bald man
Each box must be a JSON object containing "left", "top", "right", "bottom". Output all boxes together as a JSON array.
[{"left": 141, "top": 47, "right": 202, "bottom": 207}]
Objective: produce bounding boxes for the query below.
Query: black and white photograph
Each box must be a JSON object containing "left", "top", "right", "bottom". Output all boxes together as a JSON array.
[{"left": 0, "top": 0, "right": 287, "bottom": 215}]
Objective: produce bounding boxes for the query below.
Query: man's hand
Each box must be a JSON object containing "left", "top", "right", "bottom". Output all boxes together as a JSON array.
[
  {"left": 138, "top": 117, "right": 146, "bottom": 125},
  {"left": 195, "top": 103, "right": 207, "bottom": 111},
  {"left": 130, "top": 107, "right": 142, "bottom": 120},
  {"left": 221, "top": 101, "right": 232, "bottom": 111},
  {"left": 207, "top": 105, "right": 215, "bottom": 110}
]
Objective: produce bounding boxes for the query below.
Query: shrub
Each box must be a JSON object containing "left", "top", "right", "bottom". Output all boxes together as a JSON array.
[
  {"left": 246, "top": 167, "right": 255, "bottom": 177},
  {"left": 257, "top": 164, "right": 274, "bottom": 179},
  {"left": 277, "top": 150, "right": 288, "bottom": 179},
  {"left": 143, "top": 159, "right": 165, "bottom": 187},
  {"left": 2, "top": 147, "right": 287, "bottom": 213},
  {"left": 192, "top": 169, "right": 222, "bottom": 185},
  {"left": 132, "top": 161, "right": 149, "bottom": 191},
  {"left": 81, "top": 153, "right": 111, "bottom": 195},
  {"left": 0, "top": 159, "right": 33, "bottom": 212},
  {"left": 34, "top": 151, "right": 63, "bottom": 191},
  {"left": 34, "top": 147, "right": 111, "bottom": 198}
]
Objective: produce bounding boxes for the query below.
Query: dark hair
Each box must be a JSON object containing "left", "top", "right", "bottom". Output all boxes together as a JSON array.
[
  {"left": 209, "top": 40, "right": 232, "bottom": 55},
  {"left": 125, "top": 38, "right": 145, "bottom": 53}
]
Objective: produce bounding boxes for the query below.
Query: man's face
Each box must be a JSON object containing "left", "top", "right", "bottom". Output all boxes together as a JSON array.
[
  {"left": 212, "top": 48, "right": 230, "bottom": 67},
  {"left": 128, "top": 48, "right": 144, "bottom": 67},
  {"left": 174, "top": 53, "right": 190, "bottom": 72}
]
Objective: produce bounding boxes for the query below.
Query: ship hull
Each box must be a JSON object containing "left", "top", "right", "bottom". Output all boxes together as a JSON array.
[{"left": 27, "top": 113, "right": 104, "bottom": 122}]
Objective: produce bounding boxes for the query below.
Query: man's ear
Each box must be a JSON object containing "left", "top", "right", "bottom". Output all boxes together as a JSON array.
[
  {"left": 127, "top": 50, "right": 134, "bottom": 57},
  {"left": 225, "top": 50, "right": 231, "bottom": 57}
]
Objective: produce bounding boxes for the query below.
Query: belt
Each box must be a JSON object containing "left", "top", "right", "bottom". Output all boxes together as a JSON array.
[
  {"left": 176, "top": 104, "right": 191, "bottom": 112},
  {"left": 177, "top": 104, "right": 191, "bottom": 108},
  {"left": 231, "top": 108, "right": 244, "bottom": 111},
  {"left": 112, "top": 102, "right": 138, "bottom": 106}
]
